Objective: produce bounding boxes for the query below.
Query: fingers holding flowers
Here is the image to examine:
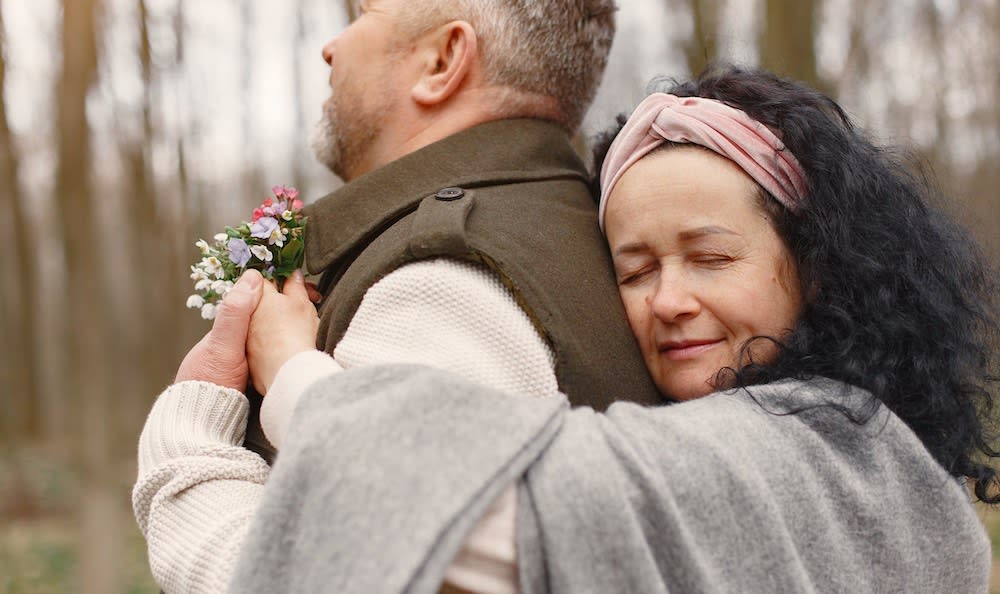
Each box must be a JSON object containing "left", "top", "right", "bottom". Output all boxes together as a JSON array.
[
  {"left": 187, "top": 185, "right": 306, "bottom": 320},
  {"left": 179, "top": 184, "right": 314, "bottom": 394},
  {"left": 247, "top": 270, "right": 321, "bottom": 396},
  {"left": 175, "top": 270, "right": 265, "bottom": 391}
]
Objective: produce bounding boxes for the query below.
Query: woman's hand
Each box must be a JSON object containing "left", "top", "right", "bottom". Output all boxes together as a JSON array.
[
  {"left": 247, "top": 270, "right": 321, "bottom": 395},
  {"left": 175, "top": 270, "right": 264, "bottom": 391}
]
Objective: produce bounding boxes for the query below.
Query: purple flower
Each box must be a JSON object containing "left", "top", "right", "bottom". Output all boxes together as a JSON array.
[
  {"left": 250, "top": 215, "right": 286, "bottom": 246},
  {"left": 250, "top": 217, "right": 279, "bottom": 240},
  {"left": 228, "top": 237, "right": 252, "bottom": 268}
]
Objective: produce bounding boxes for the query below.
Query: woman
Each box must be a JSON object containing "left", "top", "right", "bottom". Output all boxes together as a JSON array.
[
  {"left": 592, "top": 67, "right": 1000, "bottom": 496},
  {"left": 597, "top": 67, "right": 999, "bottom": 494},
  {"left": 135, "top": 65, "right": 998, "bottom": 593}
]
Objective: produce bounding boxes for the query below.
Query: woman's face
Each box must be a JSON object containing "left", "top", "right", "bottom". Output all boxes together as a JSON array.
[{"left": 605, "top": 147, "right": 803, "bottom": 400}]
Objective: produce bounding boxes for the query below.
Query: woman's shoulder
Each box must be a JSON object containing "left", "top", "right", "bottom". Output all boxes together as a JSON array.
[
  {"left": 607, "top": 377, "right": 875, "bottom": 424},
  {"left": 599, "top": 377, "right": 953, "bottom": 489},
  {"left": 603, "top": 376, "right": 868, "bottom": 429},
  {"left": 551, "top": 385, "right": 989, "bottom": 593},
  {"left": 591, "top": 376, "right": 981, "bottom": 528}
]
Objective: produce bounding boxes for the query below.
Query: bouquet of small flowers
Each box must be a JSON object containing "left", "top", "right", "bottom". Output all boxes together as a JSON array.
[{"left": 187, "top": 185, "right": 306, "bottom": 320}]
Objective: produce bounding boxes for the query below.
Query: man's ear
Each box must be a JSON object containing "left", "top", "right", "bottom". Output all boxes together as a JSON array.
[{"left": 411, "top": 21, "right": 478, "bottom": 106}]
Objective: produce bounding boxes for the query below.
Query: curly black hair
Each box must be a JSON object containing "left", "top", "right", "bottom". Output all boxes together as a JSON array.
[{"left": 592, "top": 64, "right": 1000, "bottom": 501}]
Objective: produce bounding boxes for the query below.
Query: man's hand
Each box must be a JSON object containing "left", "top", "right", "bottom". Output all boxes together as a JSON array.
[
  {"left": 247, "top": 270, "right": 320, "bottom": 395},
  {"left": 175, "top": 270, "right": 264, "bottom": 391}
]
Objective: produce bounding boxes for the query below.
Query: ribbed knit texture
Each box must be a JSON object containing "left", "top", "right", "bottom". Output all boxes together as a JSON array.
[
  {"left": 335, "top": 259, "right": 557, "bottom": 399},
  {"left": 133, "top": 381, "right": 271, "bottom": 593},
  {"left": 134, "top": 259, "right": 556, "bottom": 593}
]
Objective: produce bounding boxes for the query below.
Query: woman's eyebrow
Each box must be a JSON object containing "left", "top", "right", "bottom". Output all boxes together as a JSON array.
[
  {"left": 613, "top": 226, "right": 740, "bottom": 256},
  {"left": 677, "top": 225, "right": 739, "bottom": 241},
  {"left": 613, "top": 242, "right": 649, "bottom": 256}
]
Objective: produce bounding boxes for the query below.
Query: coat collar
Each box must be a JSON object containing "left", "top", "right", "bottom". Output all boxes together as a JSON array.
[{"left": 303, "top": 118, "right": 589, "bottom": 274}]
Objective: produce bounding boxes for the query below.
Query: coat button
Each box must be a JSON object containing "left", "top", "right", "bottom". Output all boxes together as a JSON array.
[{"left": 435, "top": 187, "right": 465, "bottom": 201}]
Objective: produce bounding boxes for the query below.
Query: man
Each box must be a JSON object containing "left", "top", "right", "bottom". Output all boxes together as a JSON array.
[
  {"left": 241, "top": 3, "right": 664, "bottom": 586},
  {"left": 134, "top": 1, "right": 661, "bottom": 591},
  {"left": 242, "top": 0, "right": 660, "bottom": 458}
]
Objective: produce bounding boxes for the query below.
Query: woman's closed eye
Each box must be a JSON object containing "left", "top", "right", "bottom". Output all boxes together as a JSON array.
[
  {"left": 617, "top": 264, "right": 657, "bottom": 286},
  {"left": 691, "top": 252, "right": 735, "bottom": 267}
]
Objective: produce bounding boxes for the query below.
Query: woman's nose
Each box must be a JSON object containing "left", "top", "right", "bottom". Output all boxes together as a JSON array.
[{"left": 648, "top": 275, "right": 700, "bottom": 322}]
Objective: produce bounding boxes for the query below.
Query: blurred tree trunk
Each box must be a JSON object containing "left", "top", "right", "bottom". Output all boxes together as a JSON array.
[
  {"left": 0, "top": 21, "right": 12, "bottom": 435},
  {"left": 55, "top": 0, "right": 120, "bottom": 591},
  {"left": 760, "top": 0, "right": 821, "bottom": 89},
  {"left": 0, "top": 6, "right": 40, "bottom": 439},
  {"left": 685, "top": 0, "right": 721, "bottom": 77},
  {"left": 967, "top": 0, "right": 1000, "bottom": 257},
  {"left": 990, "top": 0, "right": 1000, "bottom": 252},
  {"left": 912, "top": 4, "right": 948, "bottom": 170},
  {"left": 117, "top": 0, "right": 168, "bottom": 440},
  {"left": 239, "top": 2, "right": 265, "bottom": 203},
  {"left": 0, "top": 7, "right": 43, "bottom": 520},
  {"left": 841, "top": 0, "right": 873, "bottom": 86},
  {"left": 293, "top": 0, "right": 308, "bottom": 184},
  {"left": 169, "top": 0, "right": 199, "bottom": 368}
]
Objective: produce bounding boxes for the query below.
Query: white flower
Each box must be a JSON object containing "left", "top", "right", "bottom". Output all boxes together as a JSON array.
[
  {"left": 195, "top": 278, "right": 213, "bottom": 292},
  {"left": 202, "top": 256, "right": 225, "bottom": 279},
  {"left": 186, "top": 294, "right": 205, "bottom": 309},
  {"left": 282, "top": 210, "right": 294, "bottom": 221},
  {"left": 269, "top": 226, "right": 287, "bottom": 247},
  {"left": 212, "top": 279, "right": 234, "bottom": 296},
  {"left": 214, "top": 232, "right": 229, "bottom": 243},
  {"left": 250, "top": 244, "right": 273, "bottom": 262},
  {"left": 201, "top": 303, "right": 218, "bottom": 320},
  {"left": 190, "top": 265, "right": 209, "bottom": 282},
  {"left": 195, "top": 239, "right": 210, "bottom": 254}
]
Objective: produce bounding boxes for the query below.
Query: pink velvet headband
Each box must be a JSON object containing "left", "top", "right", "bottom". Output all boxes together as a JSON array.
[{"left": 598, "top": 93, "right": 807, "bottom": 232}]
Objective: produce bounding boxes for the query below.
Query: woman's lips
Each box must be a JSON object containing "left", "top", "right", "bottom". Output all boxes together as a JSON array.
[{"left": 659, "top": 339, "right": 724, "bottom": 361}]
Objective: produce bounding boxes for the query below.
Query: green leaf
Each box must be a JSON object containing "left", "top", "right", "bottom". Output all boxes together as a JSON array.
[{"left": 280, "top": 239, "right": 303, "bottom": 264}]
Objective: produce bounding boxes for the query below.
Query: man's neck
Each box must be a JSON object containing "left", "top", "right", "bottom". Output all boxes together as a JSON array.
[
  {"left": 350, "top": 113, "right": 492, "bottom": 182},
  {"left": 350, "top": 87, "right": 561, "bottom": 182}
]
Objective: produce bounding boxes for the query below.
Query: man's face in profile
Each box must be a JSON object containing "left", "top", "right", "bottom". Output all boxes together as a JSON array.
[{"left": 312, "top": 0, "right": 406, "bottom": 181}]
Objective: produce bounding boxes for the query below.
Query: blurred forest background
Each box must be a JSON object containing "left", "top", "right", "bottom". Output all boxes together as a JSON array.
[{"left": 1, "top": 0, "right": 997, "bottom": 592}]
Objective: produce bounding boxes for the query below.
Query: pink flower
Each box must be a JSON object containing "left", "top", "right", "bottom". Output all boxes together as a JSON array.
[
  {"left": 272, "top": 185, "right": 299, "bottom": 201},
  {"left": 252, "top": 208, "right": 264, "bottom": 221},
  {"left": 292, "top": 198, "right": 304, "bottom": 210},
  {"left": 262, "top": 197, "right": 273, "bottom": 207}
]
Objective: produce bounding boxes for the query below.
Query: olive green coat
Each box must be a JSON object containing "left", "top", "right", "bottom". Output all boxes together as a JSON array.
[{"left": 245, "top": 119, "right": 662, "bottom": 460}]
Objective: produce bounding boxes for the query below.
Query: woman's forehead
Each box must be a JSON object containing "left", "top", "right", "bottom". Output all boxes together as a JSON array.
[{"left": 604, "top": 149, "right": 774, "bottom": 242}]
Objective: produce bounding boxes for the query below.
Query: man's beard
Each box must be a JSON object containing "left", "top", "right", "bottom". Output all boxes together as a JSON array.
[{"left": 310, "top": 88, "right": 383, "bottom": 182}]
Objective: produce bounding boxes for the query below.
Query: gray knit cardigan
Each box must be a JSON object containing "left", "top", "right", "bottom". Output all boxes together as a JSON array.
[{"left": 230, "top": 365, "right": 990, "bottom": 594}]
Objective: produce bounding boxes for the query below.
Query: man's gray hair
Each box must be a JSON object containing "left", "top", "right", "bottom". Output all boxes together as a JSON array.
[{"left": 398, "top": 0, "right": 617, "bottom": 131}]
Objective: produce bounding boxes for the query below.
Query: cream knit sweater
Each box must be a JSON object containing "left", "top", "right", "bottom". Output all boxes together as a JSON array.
[{"left": 134, "top": 259, "right": 556, "bottom": 593}]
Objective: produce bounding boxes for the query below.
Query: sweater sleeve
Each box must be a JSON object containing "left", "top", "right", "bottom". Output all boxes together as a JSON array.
[
  {"left": 136, "top": 259, "right": 544, "bottom": 593},
  {"left": 256, "top": 258, "right": 547, "bottom": 594},
  {"left": 132, "top": 381, "right": 271, "bottom": 594}
]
